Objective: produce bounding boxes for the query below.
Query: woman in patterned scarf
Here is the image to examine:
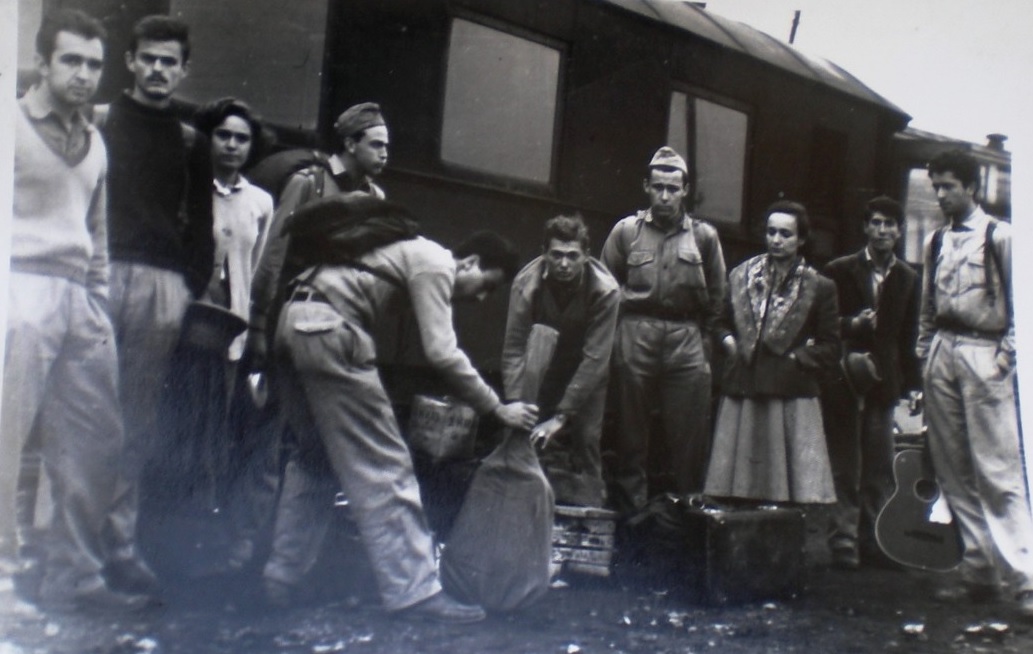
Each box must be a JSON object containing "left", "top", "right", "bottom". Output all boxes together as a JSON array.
[{"left": 704, "top": 201, "right": 840, "bottom": 505}]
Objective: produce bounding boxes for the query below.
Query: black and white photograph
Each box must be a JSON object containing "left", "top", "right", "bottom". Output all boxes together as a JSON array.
[{"left": 1, "top": 1, "right": 1032, "bottom": 652}]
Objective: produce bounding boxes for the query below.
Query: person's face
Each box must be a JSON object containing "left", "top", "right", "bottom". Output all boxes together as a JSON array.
[
  {"left": 211, "top": 115, "right": 253, "bottom": 175},
  {"left": 347, "top": 125, "right": 389, "bottom": 176},
  {"left": 126, "top": 39, "right": 188, "bottom": 102},
  {"left": 766, "top": 212, "right": 803, "bottom": 261},
  {"left": 643, "top": 169, "right": 688, "bottom": 221},
  {"left": 929, "top": 171, "right": 976, "bottom": 220},
  {"left": 453, "top": 256, "right": 505, "bottom": 302},
  {"left": 544, "top": 238, "right": 587, "bottom": 284},
  {"left": 38, "top": 31, "right": 105, "bottom": 111},
  {"left": 863, "top": 211, "right": 901, "bottom": 256}
]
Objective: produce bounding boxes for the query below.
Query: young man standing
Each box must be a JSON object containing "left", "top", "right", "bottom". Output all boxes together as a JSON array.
[
  {"left": 503, "top": 214, "right": 620, "bottom": 507},
  {"left": 917, "top": 149, "right": 1033, "bottom": 619},
  {"left": 821, "top": 196, "right": 921, "bottom": 569},
  {"left": 2, "top": 9, "right": 148, "bottom": 611},
  {"left": 601, "top": 147, "right": 727, "bottom": 510},
  {"left": 97, "top": 14, "right": 214, "bottom": 595}
]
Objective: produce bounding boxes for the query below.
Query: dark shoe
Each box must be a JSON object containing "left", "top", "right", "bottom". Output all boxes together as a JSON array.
[
  {"left": 934, "top": 583, "right": 1001, "bottom": 604},
  {"left": 39, "top": 582, "right": 154, "bottom": 613},
  {"left": 831, "top": 546, "right": 860, "bottom": 571},
  {"left": 1017, "top": 591, "right": 1033, "bottom": 621},
  {"left": 398, "top": 591, "right": 486, "bottom": 624},
  {"left": 104, "top": 557, "right": 159, "bottom": 594}
]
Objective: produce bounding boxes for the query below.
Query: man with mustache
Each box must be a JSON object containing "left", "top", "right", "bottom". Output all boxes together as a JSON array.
[
  {"left": 94, "top": 14, "right": 214, "bottom": 597},
  {"left": 600, "top": 147, "right": 727, "bottom": 510},
  {"left": 917, "top": 149, "right": 1033, "bottom": 620}
]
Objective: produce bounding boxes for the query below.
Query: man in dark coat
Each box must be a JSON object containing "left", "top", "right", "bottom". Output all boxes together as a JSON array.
[{"left": 820, "top": 196, "right": 921, "bottom": 569}]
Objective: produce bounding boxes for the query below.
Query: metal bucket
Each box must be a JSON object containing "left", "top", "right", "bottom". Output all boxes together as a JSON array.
[{"left": 408, "top": 395, "right": 478, "bottom": 461}]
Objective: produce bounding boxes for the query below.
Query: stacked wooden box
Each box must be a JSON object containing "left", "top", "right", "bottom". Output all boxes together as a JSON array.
[{"left": 551, "top": 505, "right": 618, "bottom": 577}]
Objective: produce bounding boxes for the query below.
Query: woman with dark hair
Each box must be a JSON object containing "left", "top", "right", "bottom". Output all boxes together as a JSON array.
[
  {"left": 704, "top": 201, "right": 840, "bottom": 504},
  {"left": 193, "top": 97, "right": 273, "bottom": 363}
]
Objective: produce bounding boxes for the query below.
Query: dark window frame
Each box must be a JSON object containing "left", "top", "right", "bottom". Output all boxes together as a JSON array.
[
  {"left": 666, "top": 82, "right": 752, "bottom": 228},
  {"left": 437, "top": 10, "right": 567, "bottom": 195}
]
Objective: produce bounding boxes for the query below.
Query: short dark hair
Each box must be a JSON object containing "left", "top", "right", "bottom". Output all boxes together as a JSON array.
[
  {"left": 542, "top": 213, "right": 590, "bottom": 252},
  {"left": 129, "top": 15, "right": 190, "bottom": 62},
  {"left": 764, "top": 200, "right": 810, "bottom": 243},
  {"left": 193, "top": 97, "right": 267, "bottom": 168},
  {"left": 454, "top": 231, "right": 521, "bottom": 283},
  {"left": 36, "top": 9, "right": 107, "bottom": 61},
  {"left": 927, "top": 148, "right": 981, "bottom": 193},
  {"left": 647, "top": 166, "right": 689, "bottom": 186},
  {"left": 864, "top": 195, "right": 904, "bottom": 227}
]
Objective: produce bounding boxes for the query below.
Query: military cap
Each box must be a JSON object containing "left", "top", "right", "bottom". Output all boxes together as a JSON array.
[
  {"left": 648, "top": 146, "right": 688, "bottom": 175},
  {"left": 334, "top": 102, "right": 386, "bottom": 140}
]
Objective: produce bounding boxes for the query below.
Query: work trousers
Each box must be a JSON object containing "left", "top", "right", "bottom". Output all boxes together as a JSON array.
[
  {"left": 924, "top": 331, "right": 1033, "bottom": 593},
  {"left": 538, "top": 382, "right": 607, "bottom": 507},
  {"left": 612, "top": 316, "right": 711, "bottom": 509},
  {"left": 0, "top": 274, "right": 122, "bottom": 594},
  {"left": 263, "top": 299, "right": 440, "bottom": 610},
  {"left": 822, "top": 374, "right": 896, "bottom": 552},
  {"left": 105, "top": 262, "right": 191, "bottom": 562}
]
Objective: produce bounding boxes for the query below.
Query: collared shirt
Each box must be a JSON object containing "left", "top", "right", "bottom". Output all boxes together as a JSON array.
[
  {"left": 600, "top": 208, "right": 727, "bottom": 334},
  {"left": 209, "top": 175, "right": 274, "bottom": 360},
  {"left": 916, "top": 207, "right": 1013, "bottom": 357},
  {"left": 863, "top": 246, "right": 898, "bottom": 307},
  {"left": 328, "top": 153, "right": 384, "bottom": 197},
  {"left": 18, "top": 86, "right": 92, "bottom": 166}
]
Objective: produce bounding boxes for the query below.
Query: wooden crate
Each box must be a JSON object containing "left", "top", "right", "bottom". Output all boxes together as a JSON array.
[{"left": 551, "top": 505, "right": 618, "bottom": 577}]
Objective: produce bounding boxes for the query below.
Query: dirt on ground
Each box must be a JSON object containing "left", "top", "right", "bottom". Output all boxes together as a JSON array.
[{"left": 2, "top": 506, "right": 1031, "bottom": 654}]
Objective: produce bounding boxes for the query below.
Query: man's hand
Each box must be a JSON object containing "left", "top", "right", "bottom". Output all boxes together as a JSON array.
[
  {"left": 907, "top": 390, "right": 924, "bottom": 416},
  {"left": 494, "top": 402, "right": 539, "bottom": 431},
  {"left": 853, "top": 308, "right": 877, "bottom": 331},
  {"left": 530, "top": 414, "right": 567, "bottom": 450}
]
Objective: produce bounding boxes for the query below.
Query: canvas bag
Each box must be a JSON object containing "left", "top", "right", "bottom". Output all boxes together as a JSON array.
[{"left": 441, "top": 324, "right": 558, "bottom": 612}]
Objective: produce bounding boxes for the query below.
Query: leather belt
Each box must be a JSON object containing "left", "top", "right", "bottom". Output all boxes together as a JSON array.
[
  {"left": 290, "top": 288, "right": 331, "bottom": 304},
  {"left": 935, "top": 318, "right": 1003, "bottom": 341}
]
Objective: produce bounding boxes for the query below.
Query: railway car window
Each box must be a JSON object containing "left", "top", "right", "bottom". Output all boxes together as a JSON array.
[
  {"left": 667, "top": 92, "right": 747, "bottom": 225},
  {"left": 441, "top": 18, "right": 560, "bottom": 185},
  {"left": 169, "top": 0, "right": 328, "bottom": 130}
]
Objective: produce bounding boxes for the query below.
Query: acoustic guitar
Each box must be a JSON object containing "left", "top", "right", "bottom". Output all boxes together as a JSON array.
[{"left": 875, "top": 445, "right": 963, "bottom": 571}]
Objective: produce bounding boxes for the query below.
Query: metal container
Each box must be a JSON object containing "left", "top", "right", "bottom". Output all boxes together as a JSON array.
[{"left": 408, "top": 395, "right": 478, "bottom": 461}]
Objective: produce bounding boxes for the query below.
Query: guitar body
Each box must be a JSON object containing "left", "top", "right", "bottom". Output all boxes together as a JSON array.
[{"left": 875, "top": 448, "right": 963, "bottom": 571}]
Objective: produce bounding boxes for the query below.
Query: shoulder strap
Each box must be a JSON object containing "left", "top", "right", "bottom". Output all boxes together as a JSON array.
[
  {"left": 984, "top": 220, "right": 1005, "bottom": 310},
  {"left": 91, "top": 103, "right": 110, "bottom": 129},
  {"left": 926, "top": 226, "right": 947, "bottom": 302}
]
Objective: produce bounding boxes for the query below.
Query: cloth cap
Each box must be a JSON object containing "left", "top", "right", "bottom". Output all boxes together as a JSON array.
[
  {"left": 180, "top": 301, "right": 248, "bottom": 353},
  {"left": 334, "top": 102, "right": 386, "bottom": 140},
  {"left": 842, "top": 351, "right": 882, "bottom": 397},
  {"left": 648, "top": 146, "right": 688, "bottom": 175}
]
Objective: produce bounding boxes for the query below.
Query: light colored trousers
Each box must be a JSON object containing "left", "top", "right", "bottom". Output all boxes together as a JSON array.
[
  {"left": 924, "top": 331, "right": 1033, "bottom": 593},
  {"left": 263, "top": 299, "right": 440, "bottom": 610},
  {"left": 0, "top": 274, "right": 122, "bottom": 593},
  {"left": 105, "top": 262, "right": 191, "bottom": 561}
]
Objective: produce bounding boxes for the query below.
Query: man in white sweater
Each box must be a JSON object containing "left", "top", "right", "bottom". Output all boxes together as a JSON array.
[{"left": 2, "top": 9, "right": 149, "bottom": 612}]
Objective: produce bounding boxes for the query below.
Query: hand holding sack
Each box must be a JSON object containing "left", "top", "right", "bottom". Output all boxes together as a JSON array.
[{"left": 441, "top": 324, "right": 558, "bottom": 612}]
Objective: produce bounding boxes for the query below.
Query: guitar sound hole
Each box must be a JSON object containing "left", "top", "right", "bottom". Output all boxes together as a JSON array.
[{"left": 913, "top": 479, "right": 940, "bottom": 503}]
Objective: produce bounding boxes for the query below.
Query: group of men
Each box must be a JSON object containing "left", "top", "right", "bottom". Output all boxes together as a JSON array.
[{"left": 3, "top": 6, "right": 1031, "bottom": 625}]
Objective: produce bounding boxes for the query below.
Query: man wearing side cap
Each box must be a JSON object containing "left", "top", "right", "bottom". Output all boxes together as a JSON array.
[
  {"left": 225, "top": 103, "right": 392, "bottom": 574},
  {"left": 819, "top": 196, "right": 921, "bottom": 570},
  {"left": 249, "top": 101, "right": 390, "bottom": 360},
  {"left": 601, "top": 147, "right": 727, "bottom": 510}
]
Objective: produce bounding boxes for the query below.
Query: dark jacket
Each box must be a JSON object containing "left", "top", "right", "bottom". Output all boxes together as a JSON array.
[
  {"left": 823, "top": 249, "right": 921, "bottom": 404},
  {"left": 718, "top": 255, "right": 840, "bottom": 398}
]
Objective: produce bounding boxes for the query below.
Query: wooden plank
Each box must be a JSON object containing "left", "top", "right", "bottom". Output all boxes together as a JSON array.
[
  {"left": 551, "top": 528, "right": 615, "bottom": 549},
  {"left": 552, "top": 546, "right": 614, "bottom": 566}
]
